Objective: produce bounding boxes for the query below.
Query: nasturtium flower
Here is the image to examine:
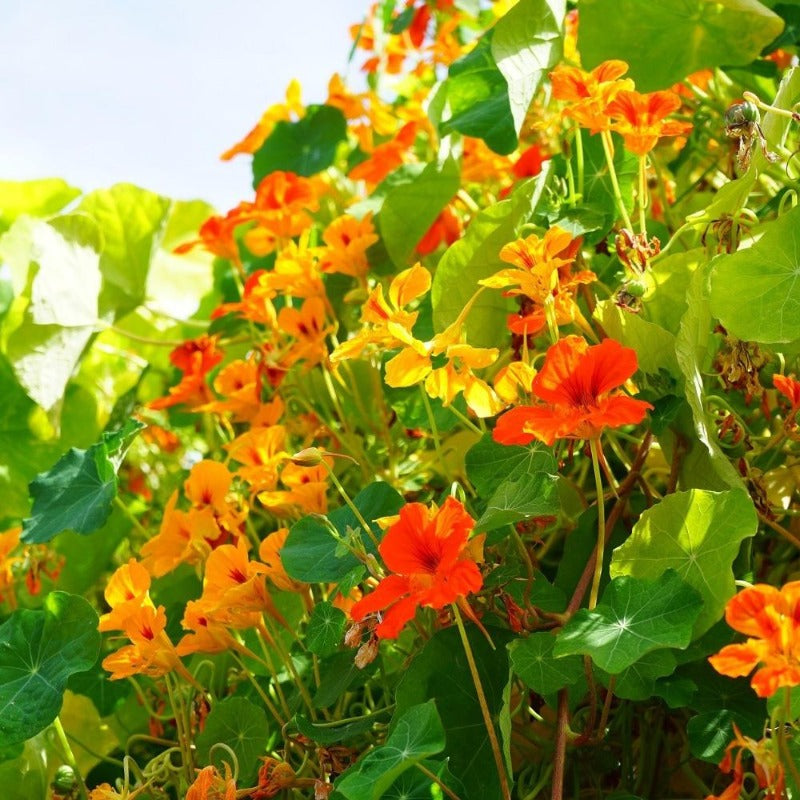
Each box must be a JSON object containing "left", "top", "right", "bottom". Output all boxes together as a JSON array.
[
  {"left": 550, "top": 60, "right": 634, "bottom": 133},
  {"left": 774, "top": 373, "right": 800, "bottom": 415},
  {"left": 606, "top": 89, "right": 692, "bottom": 155},
  {"left": 708, "top": 582, "right": 800, "bottom": 697},
  {"left": 416, "top": 205, "right": 461, "bottom": 255},
  {"left": 148, "top": 335, "right": 223, "bottom": 411},
  {"left": 349, "top": 122, "right": 418, "bottom": 186},
  {"left": 349, "top": 497, "right": 483, "bottom": 640},
  {"left": 493, "top": 336, "right": 652, "bottom": 446},
  {"left": 707, "top": 725, "right": 785, "bottom": 800},
  {"left": 186, "top": 765, "right": 237, "bottom": 800},
  {"left": 318, "top": 213, "right": 379, "bottom": 278}
]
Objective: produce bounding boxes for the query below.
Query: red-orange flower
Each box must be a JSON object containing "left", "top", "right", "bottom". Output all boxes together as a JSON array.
[
  {"left": 774, "top": 373, "right": 800, "bottom": 413},
  {"left": 493, "top": 336, "right": 652, "bottom": 446},
  {"left": 349, "top": 498, "right": 483, "bottom": 639},
  {"left": 709, "top": 582, "right": 800, "bottom": 697},
  {"left": 606, "top": 89, "right": 693, "bottom": 155},
  {"left": 148, "top": 335, "right": 223, "bottom": 411},
  {"left": 416, "top": 205, "right": 462, "bottom": 255}
]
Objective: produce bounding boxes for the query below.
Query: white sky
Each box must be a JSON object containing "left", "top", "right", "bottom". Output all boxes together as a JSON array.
[{"left": 0, "top": 1, "right": 370, "bottom": 210}]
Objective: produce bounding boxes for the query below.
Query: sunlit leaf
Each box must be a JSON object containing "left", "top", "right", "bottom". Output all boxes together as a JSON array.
[
  {"left": 554, "top": 571, "right": 702, "bottom": 673},
  {"left": 611, "top": 490, "right": 757, "bottom": 636}
]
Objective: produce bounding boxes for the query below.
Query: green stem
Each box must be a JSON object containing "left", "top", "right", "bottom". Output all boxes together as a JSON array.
[
  {"left": 323, "top": 462, "right": 380, "bottom": 550},
  {"left": 420, "top": 385, "right": 445, "bottom": 468},
  {"left": 638, "top": 155, "right": 649, "bottom": 237},
  {"left": 52, "top": 716, "right": 89, "bottom": 800},
  {"left": 164, "top": 673, "right": 194, "bottom": 786},
  {"left": 415, "top": 763, "right": 464, "bottom": 800},
  {"left": 575, "top": 127, "right": 585, "bottom": 201},
  {"left": 113, "top": 496, "right": 149, "bottom": 539},
  {"left": 588, "top": 439, "right": 607, "bottom": 610},
  {"left": 600, "top": 131, "right": 634, "bottom": 231},
  {"left": 447, "top": 403, "right": 483, "bottom": 436},
  {"left": 452, "top": 605, "right": 511, "bottom": 800}
]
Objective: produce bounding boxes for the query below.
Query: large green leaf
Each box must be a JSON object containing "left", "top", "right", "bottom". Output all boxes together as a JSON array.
[
  {"left": 440, "top": 34, "right": 518, "bottom": 155},
  {"left": 510, "top": 632, "right": 583, "bottom": 696},
  {"left": 598, "top": 649, "right": 678, "bottom": 702},
  {"left": 1, "top": 215, "right": 102, "bottom": 412},
  {"left": 335, "top": 701, "right": 446, "bottom": 800},
  {"left": 465, "top": 435, "right": 559, "bottom": 532},
  {"left": 674, "top": 264, "right": 743, "bottom": 490},
  {"left": 394, "top": 626, "right": 514, "bottom": 800},
  {"left": 491, "top": 0, "right": 565, "bottom": 134},
  {"left": 282, "top": 482, "right": 404, "bottom": 583},
  {"left": 379, "top": 156, "right": 460, "bottom": 267},
  {"left": 21, "top": 418, "right": 144, "bottom": 543},
  {"left": 578, "top": 0, "right": 784, "bottom": 92},
  {"left": 0, "top": 178, "right": 80, "bottom": 234},
  {"left": 292, "top": 708, "right": 391, "bottom": 746},
  {"left": 252, "top": 104, "right": 347, "bottom": 184},
  {"left": 432, "top": 168, "right": 550, "bottom": 347},
  {"left": 0, "top": 592, "right": 100, "bottom": 746},
  {"left": 554, "top": 571, "right": 703, "bottom": 674},
  {"left": 710, "top": 204, "right": 800, "bottom": 344},
  {"left": 610, "top": 490, "right": 757, "bottom": 636},
  {"left": 195, "top": 697, "right": 270, "bottom": 785},
  {"left": 78, "top": 183, "right": 172, "bottom": 318}
]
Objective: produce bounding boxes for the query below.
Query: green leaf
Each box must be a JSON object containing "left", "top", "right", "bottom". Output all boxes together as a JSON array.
[
  {"left": 306, "top": 601, "right": 346, "bottom": 656},
  {"left": 611, "top": 490, "right": 757, "bottom": 636},
  {"left": 0, "top": 592, "right": 100, "bottom": 746},
  {"left": 78, "top": 183, "right": 171, "bottom": 319},
  {"left": 598, "top": 649, "right": 677, "bottom": 701},
  {"left": 465, "top": 435, "right": 559, "bottom": 532},
  {"left": 675, "top": 264, "right": 743, "bottom": 490},
  {"left": 379, "top": 156, "right": 460, "bottom": 267},
  {"left": 195, "top": 697, "right": 270, "bottom": 785},
  {"left": 491, "top": 0, "right": 565, "bottom": 134},
  {"left": 710, "top": 204, "right": 800, "bottom": 344},
  {"left": 0, "top": 178, "right": 81, "bottom": 234},
  {"left": 687, "top": 710, "right": 753, "bottom": 763},
  {"left": 554, "top": 571, "right": 703, "bottom": 673},
  {"left": 510, "top": 632, "right": 583, "bottom": 695},
  {"left": 336, "top": 701, "right": 446, "bottom": 800},
  {"left": 21, "top": 419, "right": 144, "bottom": 543},
  {"left": 578, "top": 0, "right": 784, "bottom": 92},
  {"left": 432, "top": 168, "right": 550, "bottom": 347},
  {"left": 1, "top": 215, "right": 102, "bottom": 412},
  {"left": 313, "top": 651, "right": 372, "bottom": 709},
  {"left": 394, "top": 626, "right": 514, "bottom": 800},
  {"left": 440, "top": 34, "right": 518, "bottom": 155},
  {"left": 283, "top": 482, "right": 404, "bottom": 583},
  {"left": 252, "top": 105, "right": 347, "bottom": 184}
]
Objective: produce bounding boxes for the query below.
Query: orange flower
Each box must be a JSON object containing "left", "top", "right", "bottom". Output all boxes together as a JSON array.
[
  {"left": 98, "top": 559, "right": 152, "bottom": 632},
  {"left": 349, "top": 122, "right": 417, "bottom": 186},
  {"left": 606, "top": 89, "right": 693, "bottom": 155},
  {"left": 318, "top": 213, "right": 379, "bottom": 278},
  {"left": 148, "top": 335, "right": 223, "bottom": 411},
  {"left": 226, "top": 425, "right": 289, "bottom": 493},
  {"left": 326, "top": 73, "right": 367, "bottom": 120},
  {"left": 707, "top": 725, "right": 785, "bottom": 800},
  {"left": 102, "top": 604, "right": 181, "bottom": 680},
  {"left": 221, "top": 79, "right": 304, "bottom": 161},
  {"left": 709, "top": 582, "right": 800, "bottom": 697},
  {"left": 258, "top": 528, "right": 302, "bottom": 592},
  {"left": 0, "top": 527, "right": 22, "bottom": 607},
  {"left": 140, "top": 493, "right": 224, "bottom": 577},
  {"left": 186, "top": 765, "right": 237, "bottom": 800},
  {"left": 774, "top": 373, "right": 800, "bottom": 414},
  {"left": 199, "top": 357, "right": 262, "bottom": 421},
  {"left": 416, "top": 205, "right": 462, "bottom": 255},
  {"left": 550, "top": 60, "right": 634, "bottom": 133},
  {"left": 349, "top": 497, "right": 483, "bottom": 639},
  {"left": 243, "top": 171, "right": 319, "bottom": 256},
  {"left": 174, "top": 210, "right": 246, "bottom": 263},
  {"left": 176, "top": 599, "right": 238, "bottom": 656},
  {"left": 277, "top": 296, "right": 335, "bottom": 369},
  {"left": 493, "top": 336, "right": 652, "bottom": 446}
]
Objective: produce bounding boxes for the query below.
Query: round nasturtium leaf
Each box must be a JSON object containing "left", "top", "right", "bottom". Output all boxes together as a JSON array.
[{"left": 0, "top": 591, "right": 100, "bottom": 747}]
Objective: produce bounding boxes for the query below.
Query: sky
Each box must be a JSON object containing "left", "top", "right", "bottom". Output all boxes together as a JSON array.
[{"left": 0, "top": 1, "right": 371, "bottom": 210}]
